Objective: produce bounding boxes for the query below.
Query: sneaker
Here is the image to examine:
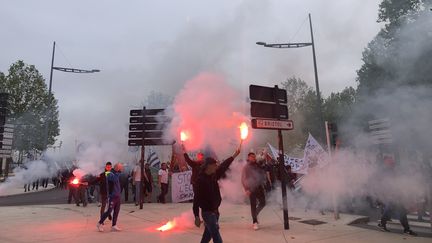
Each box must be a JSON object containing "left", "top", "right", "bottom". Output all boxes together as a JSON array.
[
  {"left": 194, "top": 216, "right": 201, "bottom": 227},
  {"left": 253, "top": 223, "right": 259, "bottom": 230},
  {"left": 112, "top": 225, "right": 122, "bottom": 232},
  {"left": 377, "top": 223, "right": 389, "bottom": 232},
  {"left": 403, "top": 230, "right": 417, "bottom": 236},
  {"left": 96, "top": 222, "right": 104, "bottom": 232}
]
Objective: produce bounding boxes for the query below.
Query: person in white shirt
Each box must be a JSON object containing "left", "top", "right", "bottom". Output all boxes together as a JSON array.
[
  {"left": 132, "top": 162, "right": 143, "bottom": 206},
  {"left": 157, "top": 162, "right": 169, "bottom": 203}
]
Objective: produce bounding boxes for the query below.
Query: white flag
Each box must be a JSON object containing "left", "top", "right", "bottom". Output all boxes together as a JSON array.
[
  {"left": 303, "top": 133, "right": 328, "bottom": 170},
  {"left": 267, "top": 143, "right": 307, "bottom": 174}
]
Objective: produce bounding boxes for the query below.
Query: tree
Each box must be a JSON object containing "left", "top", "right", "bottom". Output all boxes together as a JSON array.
[
  {"left": 145, "top": 91, "right": 173, "bottom": 109},
  {"left": 0, "top": 60, "right": 59, "bottom": 160},
  {"left": 322, "top": 87, "right": 356, "bottom": 124},
  {"left": 281, "top": 76, "right": 320, "bottom": 151}
]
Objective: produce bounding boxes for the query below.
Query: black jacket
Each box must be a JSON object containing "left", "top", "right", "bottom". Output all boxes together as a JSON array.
[
  {"left": 196, "top": 156, "right": 234, "bottom": 213},
  {"left": 98, "top": 171, "right": 111, "bottom": 196},
  {"left": 184, "top": 153, "right": 204, "bottom": 185},
  {"left": 242, "top": 162, "right": 266, "bottom": 192}
]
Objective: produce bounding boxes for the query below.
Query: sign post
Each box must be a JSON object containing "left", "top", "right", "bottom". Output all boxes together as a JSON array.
[
  {"left": 249, "top": 84, "right": 293, "bottom": 230},
  {"left": 128, "top": 107, "right": 173, "bottom": 209}
]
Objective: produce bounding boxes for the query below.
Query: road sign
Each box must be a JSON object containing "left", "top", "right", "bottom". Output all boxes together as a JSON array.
[
  {"left": 128, "top": 131, "right": 164, "bottom": 139},
  {"left": 251, "top": 118, "right": 293, "bottom": 130},
  {"left": 129, "top": 116, "right": 171, "bottom": 124},
  {"left": 128, "top": 138, "right": 174, "bottom": 146},
  {"left": 130, "top": 109, "right": 165, "bottom": 116},
  {"left": 0, "top": 149, "right": 12, "bottom": 154},
  {"left": 368, "top": 118, "right": 392, "bottom": 145},
  {"left": 129, "top": 123, "right": 165, "bottom": 131},
  {"left": 0, "top": 139, "right": 13, "bottom": 146},
  {"left": 0, "top": 133, "right": 13, "bottom": 140},
  {"left": 251, "top": 102, "right": 288, "bottom": 119},
  {"left": 249, "top": 85, "right": 287, "bottom": 103}
]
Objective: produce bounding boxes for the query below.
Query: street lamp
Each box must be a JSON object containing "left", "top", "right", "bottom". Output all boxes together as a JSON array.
[
  {"left": 256, "top": 13, "right": 325, "bottom": 142},
  {"left": 44, "top": 41, "right": 100, "bottom": 148}
]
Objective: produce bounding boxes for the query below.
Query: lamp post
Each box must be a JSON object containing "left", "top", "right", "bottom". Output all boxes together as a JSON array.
[
  {"left": 44, "top": 41, "right": 100, "bottom": 148},
  {"left": 256, "top": 13, "right": 325, "bottom": 142}
]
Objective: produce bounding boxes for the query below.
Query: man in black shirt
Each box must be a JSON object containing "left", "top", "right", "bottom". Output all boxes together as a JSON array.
[
  {"left": 196, "top": 146, "right": 240, "bottom": 243},
  {"left": 242, "top": 152, "right": 266, "bottom": 230},
  {"left": 183, "top": 145, "right": 205, "bottom": 227}
]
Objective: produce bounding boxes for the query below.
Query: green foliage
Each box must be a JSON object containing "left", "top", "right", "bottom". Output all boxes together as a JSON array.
[
  {"left": 0, "top": 60, "right": 60, "bottom": 154},
  {"left": 357, "top": 0, "right": 432, "bottom": 97},
  {"left": 323, "top": 87, "right": 356, "bottom": 124},
  {"left": 281, "top": 76, "right": 323, "bottom": 149}
]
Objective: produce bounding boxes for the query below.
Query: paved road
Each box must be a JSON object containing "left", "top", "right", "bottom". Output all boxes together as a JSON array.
[{"left": 0, "top": 188, "right": 68, "bottom": 206}]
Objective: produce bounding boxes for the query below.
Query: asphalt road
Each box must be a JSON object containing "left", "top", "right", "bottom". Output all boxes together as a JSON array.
[{"left": 0, "top": 188, "right": 69, "bottom": 206}]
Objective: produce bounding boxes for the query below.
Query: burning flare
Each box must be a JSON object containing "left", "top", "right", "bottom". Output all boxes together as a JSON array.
[
  {"left": 157, "top": 220, "right": 175, "bottom": 232},
  {"left": 240, "top": 122, "right": 248, "bottom": 140},
  {"left": 71, "top": 178, "right": 79, "bottom": 185},
  {"left": 180, "top": 131, "right": 188, "bottom": 142}
]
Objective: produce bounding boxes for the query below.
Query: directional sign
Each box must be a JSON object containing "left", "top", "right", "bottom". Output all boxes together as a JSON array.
[
  {"left": 130, "top": 109, "right": 165, "bottom": 117},
  {"left": 252, "top": 119, "right": 294, "bottom": 130},
  {"left": 0, "top": 133, "right": 13, "bottom": 140},
  {"left": 129, "top": 123, "right": 166, "bottom": 131},
  {"left": 0, "top": 149, "right": 12, "bottom": 154},
  {"left": 251, "top": 102, "right": 288, "bottom": 119},
  {"left": 0, "top": 127, "right": 14, "bottom": 133},
  {"left": 249, "top": 85, "right": 287, "bottom": 103},
  {"left": 128, "top": 131, "right": 164, "bottom": 139},
  {"left": 129, "top": 117, "right": 171, "bottom": 124},
  {"left": 0, "top": 145, "right": 12, "bottom": 150},
  {"left": 128, "top": 138, "right": 174, "bottom": 146},
  {"left": 0, "top": 139, "right": 13, "bottom": 146}
]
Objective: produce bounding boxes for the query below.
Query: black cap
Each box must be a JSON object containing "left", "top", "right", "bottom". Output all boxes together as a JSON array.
[{"left": 106, "top": 162, "right": 112, "bottom": 166}]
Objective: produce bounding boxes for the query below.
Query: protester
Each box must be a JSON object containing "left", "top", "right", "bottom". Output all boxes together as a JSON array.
[
  {"left": 98, "top": 162, "right": 112, "bottom": 220},
  {"left": 132, "top": 162, "right": 143, "bottom": 206},
  {"left": 67, "top": 176, "right": 78, "bottom": 205},
  {"left": 97, "top": 162, "right": 124, "bottom": 232},
  {"left": 119, "top": 168, "right": 130, "bottom": 202},
  {"left": 378, "top": 202, "right": 417, "bottom": 236},
  {"left": 196, "top": 145, "right": 241, "bottom": 243},
  {"left": 242, "top": 152, "right": 267, "bottom": 230},
  {"left": 183, "top": 145, "right": 205, "bottom": 227},
  {"left": 144, "top": 163, "right": 153, "bottom": 203},
  {"left": 157, "top": 162, "right": 169, "bottom": 204}
]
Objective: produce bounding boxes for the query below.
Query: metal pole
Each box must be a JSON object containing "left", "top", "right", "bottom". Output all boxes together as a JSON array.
[
  {"left": 140, "top": 106, "right": 146, "bottom": 209},
  {"left": 44, "top": 41, "right": 56, "bottom": 149},
  {"left": 49, "top": 41, "right": 56, "bottom": 95},
  {"left": 325, "top": 121, "right": 339, "bottom": 219},
  {"left": 309, "top": 14, "right": 325, "bottom": 142},
  {"left": 275, "top": 85, "right": 289, "bottom": 230}
]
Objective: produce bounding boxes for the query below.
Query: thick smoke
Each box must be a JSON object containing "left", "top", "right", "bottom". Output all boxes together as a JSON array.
[
  {"left": 0, "top": 153, "right": 65, "bottom": 196},
  {"left": 165, "top": 72, "right": 248, "bottom": 158},
  {"left": 74, "top": 141, "right": 137, "bottom": 176},
  {"left": 292, "top": 10, "right": 432, "bottom": 211}
]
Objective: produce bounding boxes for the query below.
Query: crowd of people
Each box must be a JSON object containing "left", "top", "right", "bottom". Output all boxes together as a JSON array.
[{"left": 19, "top": 146, "right": 428, "bottom": 240}]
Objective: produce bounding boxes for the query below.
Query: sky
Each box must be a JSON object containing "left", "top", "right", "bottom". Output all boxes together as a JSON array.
[{"left": 0, "top": 0, "right": 382, "bottom": 155}]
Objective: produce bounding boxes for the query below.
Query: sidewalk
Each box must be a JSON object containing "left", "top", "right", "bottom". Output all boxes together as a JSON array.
[
  {"left": 0, "top": 202, "right": 430, "bottom": 243},
  {"left": 0, "top": 183, "right": 55, "bottom": 197}
]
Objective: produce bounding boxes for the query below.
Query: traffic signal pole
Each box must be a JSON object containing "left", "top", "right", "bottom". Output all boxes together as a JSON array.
[{"left": 275, "top": 85, "right": 289, "bottom": 229}]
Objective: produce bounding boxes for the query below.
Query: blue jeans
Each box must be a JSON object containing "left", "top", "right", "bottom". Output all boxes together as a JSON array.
[
  {"left": 99, "top": 196, "right": 121, "bottom": 226},
  {"left": 201, "top": 211, "right": 222, "bottom": 243}
]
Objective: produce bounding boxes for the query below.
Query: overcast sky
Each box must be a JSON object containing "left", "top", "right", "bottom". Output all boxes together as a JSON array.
[{"left": 1, "top": 0, "right": 382, "bottom": 154}]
